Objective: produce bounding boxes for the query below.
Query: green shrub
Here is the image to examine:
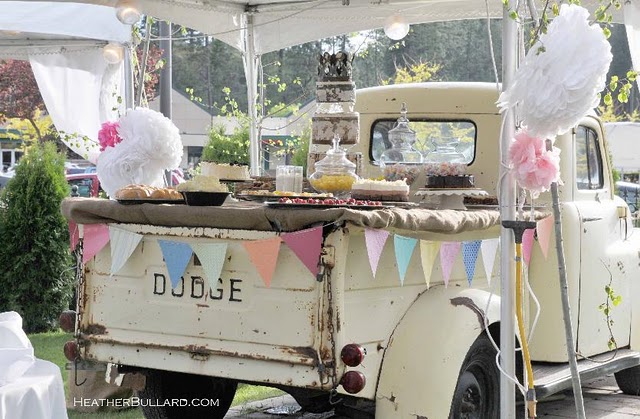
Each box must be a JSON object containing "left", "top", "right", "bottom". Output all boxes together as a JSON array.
[
  {"left": 202, "top": 124, "right": 250, "bottom": 165},
  {"left": 0, "top": 142, "right": 73, "bottom": 333}
]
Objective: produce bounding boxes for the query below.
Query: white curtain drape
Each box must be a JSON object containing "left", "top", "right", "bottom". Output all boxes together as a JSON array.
[{"left": 30, "top": 49, "right": 125, "bottom": 164}]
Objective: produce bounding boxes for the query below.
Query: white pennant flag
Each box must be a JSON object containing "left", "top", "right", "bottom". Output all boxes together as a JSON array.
[
  {"left": 191, "top": 243, "right": 228, "bottom": 290},
  {"left": 480, "top": 238, "right": 500, "bottom": 285},
  {"left": 109, "top": 226, "right": 143, "bottom": 275}
]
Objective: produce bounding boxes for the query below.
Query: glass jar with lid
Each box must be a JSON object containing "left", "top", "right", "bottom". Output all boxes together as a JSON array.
[
  {"left": 426, "top": 137, "right": 466, "bottom": 163},
  {"left": 308, "top": 135, "right": 359, "bottom": 197},
  {"left": 380, "top": 103, "right": 423, "bottom": 164}
]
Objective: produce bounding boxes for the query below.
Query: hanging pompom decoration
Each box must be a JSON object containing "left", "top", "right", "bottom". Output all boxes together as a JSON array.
[
  {"left": 97, "top": 108, "right": 183, "bottom": 198},
  {"left": 97, "top": 121, "right": 122, "bottom": 152},
  {"left": 498, "top": 4, "right": 612, "bottom": 139},
  {"left": 509, "top": 128, "right": 561, "bottom": 197}
]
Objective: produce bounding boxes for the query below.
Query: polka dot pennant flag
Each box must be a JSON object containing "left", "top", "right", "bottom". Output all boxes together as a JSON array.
[
  {"left": 394, "top": 235, "right": 418, "bottom": 286},
  {"left": 522, "top": 228, "right": 536, "bottom": 266},
  {"left": 191, "top": 243, "right": 228, "bottom": 291},
  {"left": 462, "top": 240, "right": 482, "bottom": 286},
  {"left": 440, "top": 242, "right": 461, "bottom": 287},
  {"left": 419, "top": 240, "right": 440, "bottom": 289},
  {"left": 158, "top": 239, "right": 193, "bottom": 289},
  {"left": 365, "top": 228, "right": 390, "bottom": 277}
]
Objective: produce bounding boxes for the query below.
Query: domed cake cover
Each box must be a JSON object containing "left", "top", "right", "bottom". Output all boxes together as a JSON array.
[
  {"left": 314, "top": 135, "right": 357, "bottom": 173},
  {"left": 427, "top": 137, "right": 466, "bottom": 163},
  {"left": 381, "top": 103, "right": 423, "bottom": 163}
]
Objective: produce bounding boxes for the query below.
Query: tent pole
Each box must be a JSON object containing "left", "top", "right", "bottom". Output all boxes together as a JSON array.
[
  {"left": 243, "top": 13, "right": 260, "bottom": 177},
  {"left": 124, "top": 45, "right": 135, "bottom": 109},
  {"left": 500, "top": 4, "right": 518, "bottom": 418}
]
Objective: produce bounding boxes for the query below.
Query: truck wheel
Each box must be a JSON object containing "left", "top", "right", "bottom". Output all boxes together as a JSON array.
[
  {"left": 137, "top": 369, "right": 237, "bottom": 419},
  {"left": 615, "top": 366, "right": 640, "bottom": 395},
  {"left": 449, "top": 334, "right": 499, "bottom": 419}
]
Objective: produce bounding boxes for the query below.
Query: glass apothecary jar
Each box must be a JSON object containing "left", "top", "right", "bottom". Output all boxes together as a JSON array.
[
  {"left": 380, "top": 102, "right": 423, "bottom": 164},
  {"left": 308, "top": 135, "right": 359, "bottom": 197}
]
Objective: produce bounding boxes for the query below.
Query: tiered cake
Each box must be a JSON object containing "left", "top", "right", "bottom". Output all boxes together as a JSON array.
[{"left": 311, "top": 51, "right": 360, "bottom": 146}]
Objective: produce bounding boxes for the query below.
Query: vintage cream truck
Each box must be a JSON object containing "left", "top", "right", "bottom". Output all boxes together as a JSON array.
[{"left": 61, "top": 82, "right": 640, "bottom": 418}]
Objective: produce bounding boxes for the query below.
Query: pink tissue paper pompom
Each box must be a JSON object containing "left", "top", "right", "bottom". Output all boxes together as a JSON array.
[
  {"left": 98, "top": 121, "right": 122, "bottom": 152},
  {"left": 508, "top": 128, "right": 561, "bottom": 197}
]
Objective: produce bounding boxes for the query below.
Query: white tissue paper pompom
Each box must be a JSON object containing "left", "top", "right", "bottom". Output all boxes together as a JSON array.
[
  {"left": 498, "top": 4, "right": 612, "bottom": 139},
  {"left": 97, "top": 107, "right": 183, "bottom": 198}
]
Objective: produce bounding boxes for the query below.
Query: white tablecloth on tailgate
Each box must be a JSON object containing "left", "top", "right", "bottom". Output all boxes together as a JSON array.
[{"left": 0, "top": 359, "right": 68, "bottom": 419}]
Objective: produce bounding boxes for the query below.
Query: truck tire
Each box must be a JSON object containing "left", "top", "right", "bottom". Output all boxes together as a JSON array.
[
  {"left": 448, "top": 334, "right": 500, "bottom": 419},
  {"left": 615, "top": 366, "right": 640, "bottom": 395},
  {"left": 137, "top": 369, "right": 237, "bottom": 419}
]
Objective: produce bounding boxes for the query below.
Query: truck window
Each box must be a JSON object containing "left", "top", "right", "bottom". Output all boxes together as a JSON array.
[
  {"left": 575, "top": 126, "right": 603, "bottom": 190},
  {"left": 370, "top": 119, "right": 476, "bottom": 164}
]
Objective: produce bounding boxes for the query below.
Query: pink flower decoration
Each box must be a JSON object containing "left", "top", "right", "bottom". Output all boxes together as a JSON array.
[
  {"left": 98, "top": 121, "right": 122, "bottom": 152},
  {"left": 509, "top": 128, "right": 561, "bottom": 197}
]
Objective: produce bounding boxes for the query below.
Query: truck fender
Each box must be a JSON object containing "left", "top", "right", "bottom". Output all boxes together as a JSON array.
[{"left": 374, "top": 286, "right": 503, "bottom": 419}]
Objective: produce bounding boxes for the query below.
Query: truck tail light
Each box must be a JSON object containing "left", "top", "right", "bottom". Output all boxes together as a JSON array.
[
  {"left": 59, "top": 310, "right": 76, "bottom": 333},
  {"left": 340, "top": 343, "right": 366, "bottom": 367},
  {"left": 63, "top": 340, "right": 80, "bottom": 361},
  {"left": 340, "top": 371, "right": 366, "bottom": 394}
]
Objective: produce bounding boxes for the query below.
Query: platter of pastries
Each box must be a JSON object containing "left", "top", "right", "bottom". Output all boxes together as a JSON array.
[{"left": 115, "top": 184, "right": 184, "bottom": 204}]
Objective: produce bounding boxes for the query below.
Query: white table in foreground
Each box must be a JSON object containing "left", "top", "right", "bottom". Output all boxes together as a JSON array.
[
  {"left": 415, "top": 188, "right": 489, "bottom": 210},
  {"left": 0, "top": 359, "right": 68, "bottom": 419}
]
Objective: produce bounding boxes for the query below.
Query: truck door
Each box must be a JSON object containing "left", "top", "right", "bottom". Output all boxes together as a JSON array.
[{"left": 573, "top": 121, "right": 631, "bottom": 356}]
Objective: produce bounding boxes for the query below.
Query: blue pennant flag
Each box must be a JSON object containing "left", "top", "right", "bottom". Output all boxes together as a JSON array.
[
  {"left": 158, "top": 240, "right": 193, "bottom": 289},
  {"left": 462, "top": 240, "right": 482, "bottom": 286},
  {"left": 394, "top": 235, "right": 418, "bottom": 286}
]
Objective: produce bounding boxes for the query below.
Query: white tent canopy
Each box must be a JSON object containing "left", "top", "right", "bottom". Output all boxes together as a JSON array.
[
  {"left": 604, "top": 122, "right": 640, "bottom": 172},
  {"left": 0, "top": 2, "right": 131, "bottom": 163}
]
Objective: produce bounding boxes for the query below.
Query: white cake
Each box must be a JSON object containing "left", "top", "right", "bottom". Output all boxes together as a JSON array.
[
  {"left": 200, "top": 162, "right": 250, "bottom": 180},
  {"left": 351, "top": 179, "right": 409, "bottom": 202},
  {"left": 176, "top": 175, "right": 229, "bottom": 192}
]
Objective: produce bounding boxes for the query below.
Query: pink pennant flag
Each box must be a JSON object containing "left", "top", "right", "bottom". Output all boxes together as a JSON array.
[
  {"left": 364, "top": 228, "right": 390, "bottom": 277},
  {"left": 440, "top": 242, "right": 461, "bottom": 287},
  {"left": 83, "top": 223, "right": 110, "bottom": 263},
  {"left": 281, "top": 227, "right": 323, "bottom": 278},
  {"left": 536, "top": 216, "right": 554, "bottom": 259},
  {"left": 522, "top": 228, "right": 536, "bottom": 266},
  {"left": 243, "top": 237, "right": 282, "bottom": 288},
  {"left": 69, "top": 221, "right": 79, "bottom": 251}
]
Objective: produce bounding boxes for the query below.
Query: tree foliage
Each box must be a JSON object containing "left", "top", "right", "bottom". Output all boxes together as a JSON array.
[
  {"left": 0, "top": 60, "right": 48, "bottom": 141},
  {"left": 201, "top": 124, "right": 250, "bottom": 165},
  {"left": 0, "top": 142, "right": 73, "bottom": 333}
]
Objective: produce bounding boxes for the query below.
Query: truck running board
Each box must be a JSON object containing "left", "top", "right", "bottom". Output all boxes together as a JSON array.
[{"left": 533, "top": 349, "right": 640, "bottom": 399}]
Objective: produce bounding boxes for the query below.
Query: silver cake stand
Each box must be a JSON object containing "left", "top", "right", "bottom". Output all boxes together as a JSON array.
[{"left": 415, "top": 188, "right": 489, "bottom": 210}]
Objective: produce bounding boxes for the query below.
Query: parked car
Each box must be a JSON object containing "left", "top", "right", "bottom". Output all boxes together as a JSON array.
[
  {"left": 67, "top": 173, "right": 101, "bottom": 198},
  {"left": 616, "top": 181, "right": 640, "bottom": 213}
]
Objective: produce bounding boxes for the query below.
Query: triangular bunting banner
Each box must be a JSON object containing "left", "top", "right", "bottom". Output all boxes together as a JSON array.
[
  {"left": 480, "top": 238, "right": 500, "bottom": 285},
  {"left": 364, "top": 228, "right": 390, "bottom": 277},
  {"left": 191, "top": 243, "right": 228, "bottom": 291},
  {"left": 158, "top": 240, "right": 193, "bottom": 289},
  {"left": 440, "top": 242, "right": 461, "bottom": 287},
  {"left": 69, "top": 221, "right": 79, "bottom": 252},
  {"left": 83, "top": 223, "right": 110, "bottom": 263},
  {"left": 394, "top": 235, "right": 418, "bottom": 286},
  {"left": 281, "top": 227, "right": 323, "bottom": 277},
  {"left": 109, "top": 226, "right": 143, "bottom": 275},
  {"left": 243, "top": 237, "right": 282, "bottom": 288},
  {"left": 462, "top": 241, "right": 482, "bottom": 286},
  {"left": 419, "top": 240, "right": 440, "bottom": 288},
  {"left": 522, "top": 228, "right": 536, "bottom": 266},
  {"left": 536, "top": 216, "right": 554, "bottom": 259}
]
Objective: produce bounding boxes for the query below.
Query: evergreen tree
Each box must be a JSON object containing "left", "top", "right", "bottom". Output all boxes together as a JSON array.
[{"left": 0, "top": 142, "right": 73, "bottom": 333}]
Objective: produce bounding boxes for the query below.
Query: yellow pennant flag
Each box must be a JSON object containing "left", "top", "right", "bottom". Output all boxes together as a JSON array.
[{"left": 419, "top": 240, "right": 441, "bottom": 288}]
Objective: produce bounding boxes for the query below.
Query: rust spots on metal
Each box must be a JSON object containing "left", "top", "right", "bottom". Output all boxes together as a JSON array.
[
  {"left": 283, "top": 346, "right": 318, "bottom": 361},
  {"left": 84, "top": 323, "right": 107, "bottom": 335},
  {"left": 450, "top": 296, "right": 485, "bottom": 328},
  {"left": 320, "top": 347, "right": 332, "bottom": 361},
  {"left": 196, "top": 303, "right": 209, "bottom": 308}
]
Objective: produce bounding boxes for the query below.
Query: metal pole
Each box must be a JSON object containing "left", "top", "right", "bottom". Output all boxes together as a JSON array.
[
  {"left": 243, "top": 14, "right": 260, "bottom": 177},
  {"left": 500, "top": 4, "right": 518, "bottom": 418},
  {"left": 123, "top": 45, "right": 135, "bottom": 109},
  {"left": 136, "top": 17, "right": 152, "bottom": 107},
  {"left": 159, "top": 20, "right": 172, "bottom": 120}
]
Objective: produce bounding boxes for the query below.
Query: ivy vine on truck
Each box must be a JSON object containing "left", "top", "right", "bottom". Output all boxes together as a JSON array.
[{"left": 61, "top": 82, "right": 640, "bottom": 418}]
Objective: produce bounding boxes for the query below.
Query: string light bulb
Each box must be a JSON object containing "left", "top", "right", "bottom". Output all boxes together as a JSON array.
[
  {"left": 384, "top": 14, "right": 410, "bottom": 40},
  {"left": 103, "top": 43, "right": 125, "bottom": 64},
  {"left": 115, "top": 0, "right": 141, "bottom": 25}
]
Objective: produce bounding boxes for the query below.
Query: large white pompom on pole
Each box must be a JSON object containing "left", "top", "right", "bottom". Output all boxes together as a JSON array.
[{"left": 498, "top": 4, "right": 613, "bottom": 139}]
